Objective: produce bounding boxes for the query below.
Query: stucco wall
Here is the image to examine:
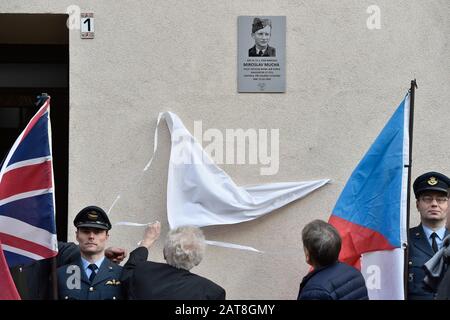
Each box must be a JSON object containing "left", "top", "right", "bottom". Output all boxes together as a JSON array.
[{"left": 2, "top": 0, "right": 450, "bottom": 299}]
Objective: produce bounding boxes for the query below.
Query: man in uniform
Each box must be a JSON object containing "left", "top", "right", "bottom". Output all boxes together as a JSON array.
[
  {"left": 248, "top": 17, "right": 276, "bottom": 57},
  {"left": 10, "top": 234, "right": 126, "bottom": 300},
  {"left": 57, "top": 206, "right": 123, "bottom": 300},
  {"left": 408, "top": 171, "right": 450, "bottom": 299}
]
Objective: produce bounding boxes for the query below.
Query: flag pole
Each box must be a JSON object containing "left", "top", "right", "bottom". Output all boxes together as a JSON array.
[
  {"left": 42, "top": 93, "right": 59, "bottom": 301},
  {"left": 37, "top": 93, "right": 58, "bottom": 300},
  {"left": 404, "top": 79, "right": 417, "bottom": 299}
]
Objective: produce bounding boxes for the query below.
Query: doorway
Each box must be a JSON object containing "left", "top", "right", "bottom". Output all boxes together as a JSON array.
[{"left": 0, "top": 14, "right": 69, "bottom": 241}]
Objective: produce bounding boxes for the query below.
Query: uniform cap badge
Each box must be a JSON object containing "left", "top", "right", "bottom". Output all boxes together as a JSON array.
[
  {"left": 87, "top": 211, "right": 98, "bottom": 220},
  {"left": 427, "top": 177, "right": 438, "bottom": 186}
]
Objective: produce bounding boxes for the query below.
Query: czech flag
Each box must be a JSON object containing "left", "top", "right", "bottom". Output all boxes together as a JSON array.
[{"left": 329, "top": 93, "right": 410, "bottom": 299}]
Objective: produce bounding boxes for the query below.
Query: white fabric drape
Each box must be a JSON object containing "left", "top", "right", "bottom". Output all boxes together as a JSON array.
[
  {"left": 114, "top": 112, "right": 330, "bottom": 252},
  {"left": 163, "top": 112, "right": 330, "bottom": 229}
]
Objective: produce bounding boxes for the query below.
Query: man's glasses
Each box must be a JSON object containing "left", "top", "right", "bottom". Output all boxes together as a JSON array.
[{"left": 420, "top": 195, "right": 449, "bottom": 204}]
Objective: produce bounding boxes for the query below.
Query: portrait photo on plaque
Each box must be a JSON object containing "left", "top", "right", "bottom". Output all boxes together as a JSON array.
[{"left": 238, "top": 16, "right": 286, "bottom": 93}]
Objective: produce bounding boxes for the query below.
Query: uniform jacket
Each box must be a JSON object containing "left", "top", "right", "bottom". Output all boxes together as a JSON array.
[
  {"left": 57, "top": 257, "right": 123, "bottom": 300},
  {"left": 408, "top": 225, "right": 449, "bottom": 300},
  {"left": 297, "top": 262, "right": 368, "bottom": 300},
  {"left": 121, "top": 247, "right": 225, "bottom": 300},
  {"left": 248, "top": 45, "right": 276, "bottom": 57},
  {"left": 9, "top": 241, "right": 79, "bottom": 300}
]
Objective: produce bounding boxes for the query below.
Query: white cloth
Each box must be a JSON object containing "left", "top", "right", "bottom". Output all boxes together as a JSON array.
[
  {"left": 113, "top": 111, "right": 330, "bottom": 252},
  {"left": 162, "top": 111, "right": 330, "bottom": 229}
]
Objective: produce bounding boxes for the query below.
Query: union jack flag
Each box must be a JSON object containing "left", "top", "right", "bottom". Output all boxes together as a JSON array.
[
  {"left": 0, "top": 96, "right": 58, "bottom": 268},
  {"left": 0, "top": 240, "right": 20, "bottom": 299}
]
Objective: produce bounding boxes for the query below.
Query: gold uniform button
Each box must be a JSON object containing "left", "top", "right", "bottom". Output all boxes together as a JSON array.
[
  {"left": 89, "top": 287, "right": 94, "bottom": 291},
  {"left": 65, "top": 296, "right": 69, "bottom": 300},
  {"left": 112, "top": 296, "right": 116, "bottom": 300}
]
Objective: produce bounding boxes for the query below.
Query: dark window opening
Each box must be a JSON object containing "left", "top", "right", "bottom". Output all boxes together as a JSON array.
[{"left": 0, "top": 14, "right": 69, "bottom": 241}]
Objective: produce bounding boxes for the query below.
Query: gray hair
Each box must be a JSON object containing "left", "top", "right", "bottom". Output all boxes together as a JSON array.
[
  {"left": 163, "top": 226, "right": 206, "bottom": 270},
  {"left": 302, "top": 220, "right": 341, "bottom": 267}
]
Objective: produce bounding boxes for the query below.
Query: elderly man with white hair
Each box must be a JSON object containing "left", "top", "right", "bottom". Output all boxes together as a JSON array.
[{"left": 121, "top": 222, "right": 225, "bottom": 300}]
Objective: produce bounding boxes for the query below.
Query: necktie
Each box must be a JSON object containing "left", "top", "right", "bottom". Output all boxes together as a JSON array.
[
  {"left": 259, "top": 50, "right": 264, "bottom": 56},
  {"left": 88, "top": 264, "right": 98, "bottom": 283},
  {"left": 430, "top": 232, "right": 439, "bottom": 253}
]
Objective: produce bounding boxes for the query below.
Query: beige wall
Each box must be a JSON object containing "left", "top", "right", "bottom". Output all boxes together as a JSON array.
[{"left": 2, "top": 0, "right": 450, "bottom": 299}]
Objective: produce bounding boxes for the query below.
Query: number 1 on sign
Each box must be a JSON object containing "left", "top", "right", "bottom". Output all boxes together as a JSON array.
[
  {"left": 81, "top": 17, "right": 94, "bottom": 33},
  {"left": 83, "top": 18, "right": 91, "bottom": 31},
  {"left": 80, "top": 15, "right": 95, "bottom": 39}
]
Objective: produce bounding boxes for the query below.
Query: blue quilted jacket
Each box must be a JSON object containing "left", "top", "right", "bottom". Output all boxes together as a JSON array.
[{"left": 297, "top": 262, "right": 368, "bottom": 300}]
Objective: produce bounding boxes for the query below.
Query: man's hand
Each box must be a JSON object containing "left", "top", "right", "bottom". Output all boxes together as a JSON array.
[
  {"left": 105, "top": 247, "right": 127, "bottom": 264},
  {"left": 140, "top": 221, "right": 161, "bottom": 249}
]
